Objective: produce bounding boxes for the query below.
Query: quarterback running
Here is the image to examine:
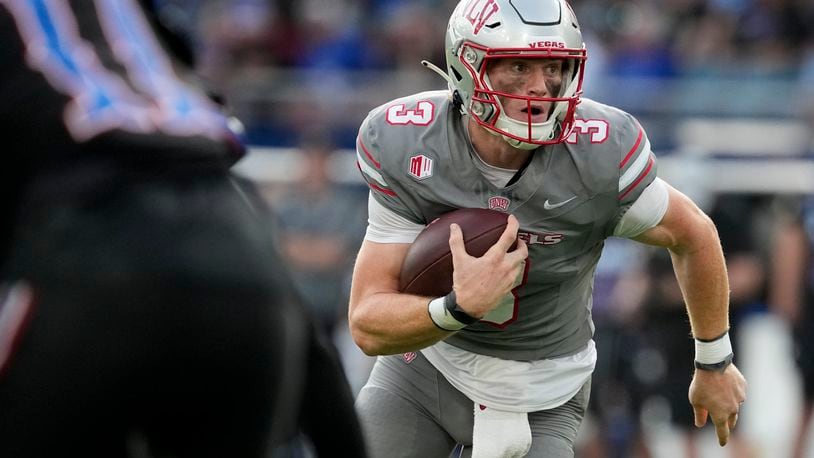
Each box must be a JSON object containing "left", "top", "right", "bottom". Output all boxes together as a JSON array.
[{"left": 349, "top": 0, "right": 747, "bottom": 457}]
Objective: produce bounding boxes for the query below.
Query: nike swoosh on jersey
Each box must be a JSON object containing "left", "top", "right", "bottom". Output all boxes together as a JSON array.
[{"left": 543, "top": 196, "right": 577, "bottom": 210}]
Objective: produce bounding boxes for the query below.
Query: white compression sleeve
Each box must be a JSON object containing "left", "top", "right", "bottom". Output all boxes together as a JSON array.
[
  {"left": 364, "top": 193, "right": 424, "bottom": 243},
  {"left": 613, "top": 177, "right": 669, "bottom": 238}
]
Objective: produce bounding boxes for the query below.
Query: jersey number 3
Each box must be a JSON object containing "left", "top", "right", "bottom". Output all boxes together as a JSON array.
[
  {"left": 385, "top": 101, "right": 435, "bottom": 126},
  {"left": 565, "top": 119, "right": 609, "bottom": 144}
]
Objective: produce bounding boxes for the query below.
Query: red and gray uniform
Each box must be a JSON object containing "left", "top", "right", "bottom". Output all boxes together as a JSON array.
[
  {"left": 355, "top": 89, "right": 662, "bottom": 457},
  {"left": 357, "top": 90, "right": 657, "bottom": 361}
]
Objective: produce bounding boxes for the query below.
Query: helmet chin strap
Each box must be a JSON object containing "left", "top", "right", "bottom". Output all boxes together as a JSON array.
[
  {"left": 476, "top": 123, "right": 539, "bottom": 150},
  {"left": 502, "top": 133, "right": 543, "bottom": 150},
  {"left": 493, "top": 107, "right": 558, "bottom": 149}
]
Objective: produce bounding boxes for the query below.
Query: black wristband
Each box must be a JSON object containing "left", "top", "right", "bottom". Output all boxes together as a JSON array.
[
  {"left": 694, "top": 353, "right": 734, "bottom": 373},
  {"left": 695, "top": 330, "right": 729, "bottom": 343},
  {"left": 444, "top": 291, "right": 479, "bottom": 326}
]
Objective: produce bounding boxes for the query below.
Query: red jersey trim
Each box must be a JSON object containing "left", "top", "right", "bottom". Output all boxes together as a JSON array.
[
  {"left": 619, "top": 128, "right": 644, "bottom": 169},
  {"left": 618, "top": 155, "right": 654, "bottom": 201},
  {"left": 357, "top": 136, "right": 381, "bottom": 169}
]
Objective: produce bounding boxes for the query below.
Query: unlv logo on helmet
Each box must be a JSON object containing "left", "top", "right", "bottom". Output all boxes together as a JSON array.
[
  {"left": 464, "top": 0, "right": 499, "bottom": 34},
  {"left": 488, "top": 196, "right": 510, "bottom": 211}
]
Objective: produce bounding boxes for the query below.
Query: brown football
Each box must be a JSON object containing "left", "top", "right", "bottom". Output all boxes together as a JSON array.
[{"left": 399, "top": 208, "right": 513, "bottom": 297}]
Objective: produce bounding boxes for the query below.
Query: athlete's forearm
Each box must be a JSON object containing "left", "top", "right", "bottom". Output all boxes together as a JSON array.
[
  {"left": 634, "top": 185, "right": 731, "bottom": 340},
  {"left": 349, "top": 239, "right": 458, "bottom": 355},
  {"left": 348, "top": 292, "right": 454, "bottom": 355},
  {"left": 668, "top": 217, "right": 730, "bottom": 340}
]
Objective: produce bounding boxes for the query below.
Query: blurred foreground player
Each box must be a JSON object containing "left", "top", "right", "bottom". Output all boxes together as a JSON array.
[
  {"left": 349, "top": 0, "right": 746, "bottom": 456},
  {"left": 0, "top": 1, "right": 365, "bottom": 457}
]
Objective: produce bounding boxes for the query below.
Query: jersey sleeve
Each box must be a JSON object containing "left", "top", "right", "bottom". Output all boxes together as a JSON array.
[
  {"left": 613, "top": 177, "right": 669, "bottom": 238},
  {"left": 617, "top": 116, "right": 657, "bottom": 204},
  {"left": 355, "top": 112, "right": 424, "bottom": 224},
  {"left": 609, "top": 113, "right": 659, "bottom": 232}
]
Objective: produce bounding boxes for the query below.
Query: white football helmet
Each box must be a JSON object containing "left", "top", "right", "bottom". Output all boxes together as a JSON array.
[{"left": 443, "top": 0, "right": 586, "bottom": 149}]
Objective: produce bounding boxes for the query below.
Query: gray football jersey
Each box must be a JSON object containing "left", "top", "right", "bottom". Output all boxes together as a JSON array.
[{"left": 357, "top": 90, "right": 657, "bottom": 361}]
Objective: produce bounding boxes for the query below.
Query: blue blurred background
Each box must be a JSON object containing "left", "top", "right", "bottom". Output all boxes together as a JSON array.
[{"left": 152, "top": 1, "right": 814, "bottom": 456}]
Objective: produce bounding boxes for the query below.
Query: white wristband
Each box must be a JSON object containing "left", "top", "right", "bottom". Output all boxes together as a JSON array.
[
  {"left": 694, "top": 332, "right": 733, "bottom": 364},
  {"left": 428, "top": 296, "right": 467, "bottom": 331}
]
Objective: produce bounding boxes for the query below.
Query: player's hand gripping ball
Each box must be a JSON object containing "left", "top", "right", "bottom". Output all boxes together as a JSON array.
[{"left": 399, "top": 208, "right": 517, "bottom": 297}]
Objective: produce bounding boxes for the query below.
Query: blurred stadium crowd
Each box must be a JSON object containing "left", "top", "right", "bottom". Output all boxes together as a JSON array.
[
  {"left": 153, "top": 0, "right": 814, "bottom": 149},
  {"left": 152, "top": 1, "right": 814, "bottom": 457}
]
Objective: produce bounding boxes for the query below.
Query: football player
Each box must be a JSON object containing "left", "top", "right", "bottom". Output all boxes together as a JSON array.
[
  {"left": 0, "top": 1, "right": 365, "bottom": 457},
  {"left": 349, "top": 0, "right": 747, "bottom": 456}
]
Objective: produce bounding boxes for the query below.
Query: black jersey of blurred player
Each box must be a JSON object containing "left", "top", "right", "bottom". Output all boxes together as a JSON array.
[{"left": 0, "top": 1, "right": 366, "bottom": 457}]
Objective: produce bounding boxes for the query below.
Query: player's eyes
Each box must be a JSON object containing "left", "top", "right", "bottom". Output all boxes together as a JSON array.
[{"left": 511, "top": 62, "right": 528, "bottom": 73}]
